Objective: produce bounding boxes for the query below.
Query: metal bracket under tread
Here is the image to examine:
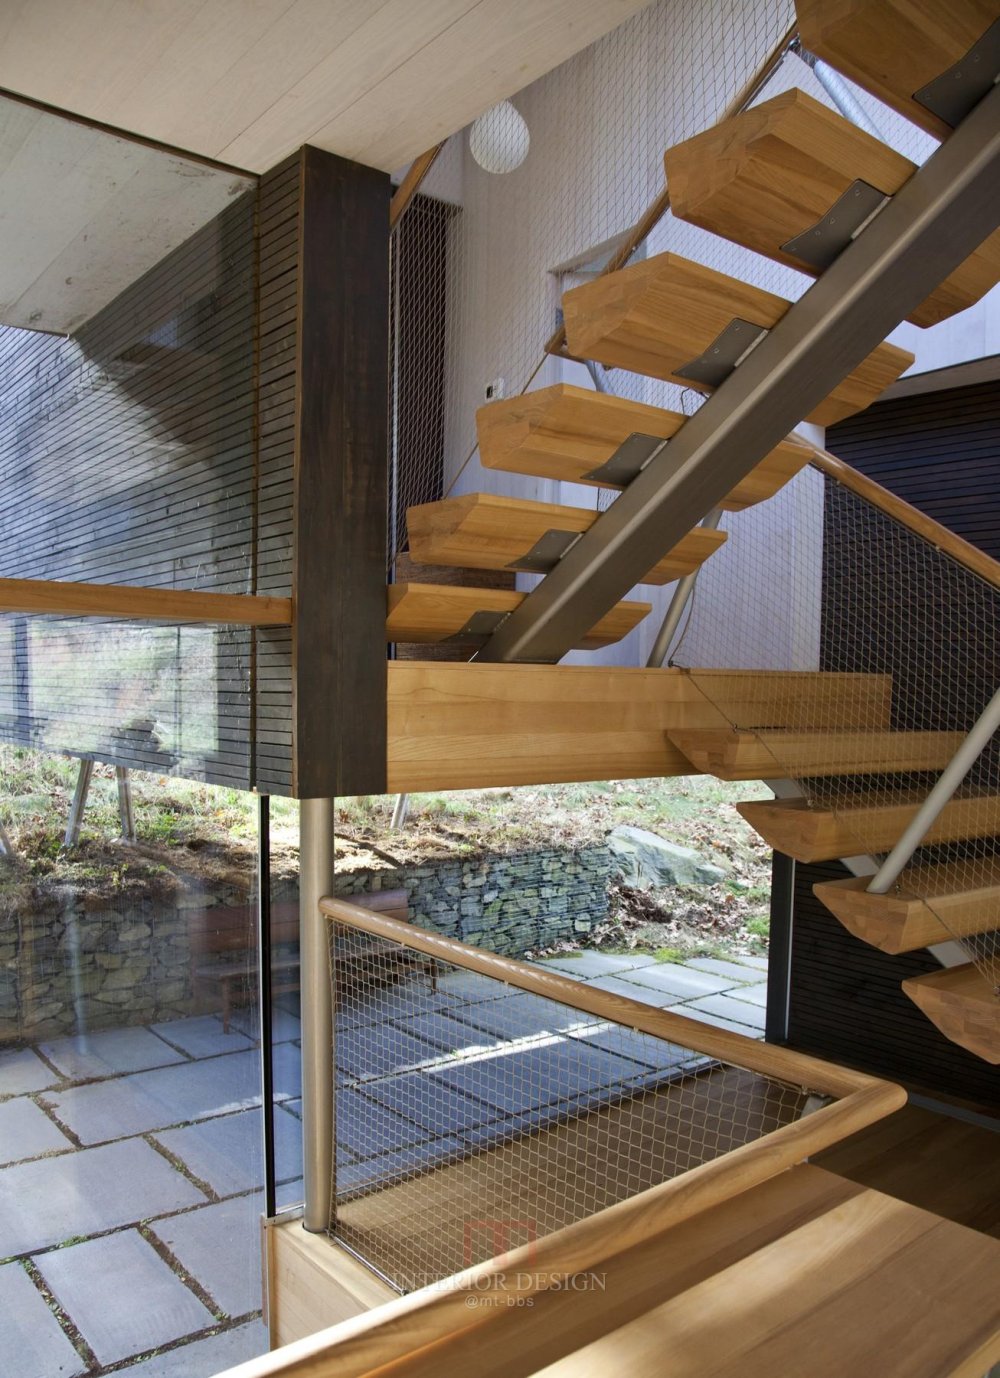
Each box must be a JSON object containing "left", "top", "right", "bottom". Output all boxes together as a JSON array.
[
  {"left": 674, "top": 318, "right": 769, "bottom": 388},
  {"left": 444, "top": 609, "right": 511, "bottom": 644},
  {"left": 913, "top": 18, "right": 1000, "bottom": 129},
  {"left": 583, "top": 432, "right": 667, "bottom": 486},
  {"left": 782, "top": 180, "right": 890, "bottom": 271},
  {"left": 506, "top": 528, "right": 582, "bottom": 574}
]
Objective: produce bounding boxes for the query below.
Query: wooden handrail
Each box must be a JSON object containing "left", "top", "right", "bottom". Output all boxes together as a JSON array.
[
  {"left": 807, "top": 446, "right": 1000, "bottom": 591},
  {"left": 543, "top": 21, "right": 798, "bottom": 357},
  {"left": 390, "top": 144, "right": 446, "bottom": 230},
  {"left": 0, "top": 577, "right": 292, "bottom": 626},
  {"left": 227, "top": 1091, "right": 902, "bottom": 1378},
  {"left": 323, "top": 896, "right": 877, "bottom": 1098}
]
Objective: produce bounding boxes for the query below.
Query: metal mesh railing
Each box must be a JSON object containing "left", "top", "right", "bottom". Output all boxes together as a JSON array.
[
  {"left": 670, "top": 461, "right": 1000, "bottom": 995},
  {"left": 326, "top": 913, "right": 811, "bottom": 1292}
]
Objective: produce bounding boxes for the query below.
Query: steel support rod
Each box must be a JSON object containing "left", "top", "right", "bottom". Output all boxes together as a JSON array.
[
  {"left": 390, "top": 793, "right": 410, "bottom": 831},
  {"left": 300, "top": 797, "right": 335, "bottom": 1232},
  {"left": 478, "top": 82, "right": 1000, "bottom": 666},
  {"left": 0, "top": 820, "right": 13, "bottom": 858},
  {"left": 64, "top": 759, "right": 93, "bottom": 849},
  {"left": 795, "top": 43, "right": 885, "bottom": 140},
  {"left": 116, "top": 767, "right": 136, "bottom": 842},
  {"left": 646, "top": 509, "right": 724, "bottom": 667},
  {"left": 867, "top": 685, "right": 1000, "bottom": 895}
]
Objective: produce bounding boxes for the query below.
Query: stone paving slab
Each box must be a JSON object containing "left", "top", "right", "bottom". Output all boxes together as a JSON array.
[
  {"left": 45, "top": 1049, "right": 261, "bottom": 1145},
  {"left": 567, "top": 1025, "right": 699, "bottom": 1071},
  {"left": 613, "top": 963, "right": 739, "bottom": 999},
  {"left": 337, "top": 1024, "right": 448, "bottom": 1081},
  {"left": 0, "top": 1046, "right": 61, "bottom": 1096},
  {"left": 684, "top": 957, "right": 768, "bottom": 984},
  {"left": 726, "top": 982, "right": 769, "bottom": 1008},
  {"left": 434, "top": 1039, "right": 649, "bottom": 1116},
  {"left": 0, "top": 1260, "right": 86, "bottom": 1378},
  {"left": 150, "top": 1193, "right": 264, "bottom": 1320},
  {"left": 362, "top": 1069, "right": 504, "bottom": 1138},
  {"left": 39, "top": 1027, "right": 187, "bottom": 1082},
  {"left": 270, "top": 1040, "right": 301, "bottom": 1101},
  {"left": 336, "top": 1139, "right": 464, "bottom": 1198},
  {"left": 0, "top": 1095, "right": 73, "bottom": 1166},
  {"left": 584, "top": 974, "right": 682, "bottom": 1007},
  {"left": 228, "top": 1007, "right": 301, "bottom": 1045},
  {"left": 155, "top": 1104, "right": 300, "bottom": 1198},
  {"left": 337, "top": 980, "right": 464, "bottom": 1029},
  {"left": 0, "top": 1138, "right": 206, "bottom": 1257},
  {"left": 735, "top": 954, "right": 769, "bottom": 970},
  {"left": 450, "top": 992, "right": 594, "bottom": 1041},
  {"left": 680, "top": 1005, "right": 765, "bottom": 1038},
  {"left": 151, "top": 1017, "right": 255, "bottom": 1062},
  {"left": 433, "top": 969, "right": 507, "bottom": 1003},
  {"left": 336, "top": 1086, "right": 441, "bottom": 1160},
  {"left": 117, "top": 1320, "right": 268, "bottom": 1378},
  {"left": 383, "top": 1010, "right": 507, "bottom": 1057},
  {"left": 535, "top": 952, "right": 658, "bottom": 979},
  {"left": 684, "top": 993, "right": 767, "bottom": 1032},
  {"left": 36, "top": 1230, "right": 214, "bottom": 1368}
]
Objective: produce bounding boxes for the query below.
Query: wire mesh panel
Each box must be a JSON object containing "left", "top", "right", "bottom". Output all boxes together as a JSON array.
[
  {"left": 671, "top": 466, "right": 1000, "bottom": 995},
  {"left": 328, "top": 919, "right": 809, "bottom": 1292}
]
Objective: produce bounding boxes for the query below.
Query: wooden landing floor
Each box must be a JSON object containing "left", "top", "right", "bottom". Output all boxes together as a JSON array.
[{"left": 816, "top": 1102, "right": 1000, "bottom": 1239}]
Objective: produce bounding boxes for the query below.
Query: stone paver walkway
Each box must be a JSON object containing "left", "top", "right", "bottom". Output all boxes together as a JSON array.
[
  {"left": 0, "top": 946, "right": 767, "bottom": 1378},
  {"left": 0, "top": 1009, "right": 302, "bottom": 1378}
]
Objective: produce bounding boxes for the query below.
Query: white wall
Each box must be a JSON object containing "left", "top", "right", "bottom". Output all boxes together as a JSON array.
[{"left": 409, "top": 0, "right": 998, "bottom": 669}]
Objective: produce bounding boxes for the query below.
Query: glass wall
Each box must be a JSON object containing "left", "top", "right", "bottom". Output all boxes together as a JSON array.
[{"left": 0, "top": 749, "right": 271, "bottom": 1376}]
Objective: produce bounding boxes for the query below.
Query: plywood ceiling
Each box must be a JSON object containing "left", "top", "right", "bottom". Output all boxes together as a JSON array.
[
  {"left": 0, "top": 0, "right": 652, "bottom": 174},
  {"left": 0, "top": 96, "right": 253, "bottom": 334}
]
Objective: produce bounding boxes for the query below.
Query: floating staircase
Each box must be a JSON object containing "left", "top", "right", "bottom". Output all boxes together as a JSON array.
[
  {"left": 663, "top": 87, "right": 1000, "bottom": 328},
  {"left": 559, "top": 252, "right": 912, "bottom": 427},
  {"left": 388, "top": 0, "right": 1000, "bottom": 1058}
]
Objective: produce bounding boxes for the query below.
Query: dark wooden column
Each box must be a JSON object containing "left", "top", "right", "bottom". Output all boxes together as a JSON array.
[{"left": 292, "top": 146, "right": 389, "bottom": 797}]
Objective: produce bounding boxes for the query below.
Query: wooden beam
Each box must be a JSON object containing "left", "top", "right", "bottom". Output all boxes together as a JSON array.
[
  {"left": 738, "top": 793, "right": 1000, "bottom": 864},
  {"left": 389, "top": 144, "right": 445, "bottom": 229},
  {"left": 386, "top": 583, "right": 651, "bottom": 650},
  {"left": 561, "top": 252, "right": 913, "bottom": 428},
  {"left": 0, "top": 576, "right": 292, "bottom": 626},
  {"left": 664, "top": 87, "right": 1000, "bottom": 329},
  {"left": 386, "top": 663, "right": 894, "bottom": 792},
  {"left": 293, "top": 146, "right": 389, "bottom": 798},
  {"left": 814, "top": 866, "right": 1000, "bottom": 953},
  {"left": 406, "top": 492, "right": 727, "bottom": 586},
  {"left": 903, "top": 963, "right": 1000, "bottom": 1064},
  {"left": 475, "top": 384, "right": 811, "bottom": 507},
  {"left": 668, "top": 729, "right": 965, "bottom": 780},
  {"left": 795, "top": 0, "right": 1000, "bottom": 140}
]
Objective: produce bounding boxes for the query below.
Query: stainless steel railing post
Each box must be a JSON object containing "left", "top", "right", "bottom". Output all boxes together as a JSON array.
[{"left": 300, "top": 796, "right": 335, "bottom": 1231}]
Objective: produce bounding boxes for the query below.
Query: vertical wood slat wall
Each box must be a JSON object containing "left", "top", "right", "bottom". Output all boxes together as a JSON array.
[
  {"left": 256, "top": 154, "right": 300, "bottom": 796},
  {"left": 0, "top": 191, "right": 258, "bottom": 785},
  {"left": 0, "top": 145, "right": 390, "bottom": 798}
]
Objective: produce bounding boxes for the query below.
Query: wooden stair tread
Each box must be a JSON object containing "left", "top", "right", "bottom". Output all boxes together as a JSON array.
[
  {"left": 535, "top": 1164, "right": 1000, "bottom": 1378},
  {"left": 664, "top": 88, "right": 1000, "bottom": 329},
  {"left": 737, "top": 792, "right": 1000, "bottom": 863},
  {"left": 814, "top": 866, "right": 1000, "bottom": 953},
  {"left": 560, "top": 251, "right": 913, "bottom": 428},
  {"left": 667, "top": 729, "right": 965, "bottom": 780},
  {"left": 406, "top": 492, "right": 727, "bottom": 586},
  {"left": 475, "top": 383, "right": 811, "bottom": 508},
  {"left": 386, "top": 582, "right": 651, "bottom": 650},
  {"left": 902, "top": 962, "right": 1000, "bottom": 1064},
  {"left": 795, "top": 0, "right": 1000, "bottom": 140}
]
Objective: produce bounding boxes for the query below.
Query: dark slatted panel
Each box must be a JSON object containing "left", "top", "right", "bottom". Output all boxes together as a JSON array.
[
  {"left": 775, "top": 381, "right": 1000, "bottom": 1102},
  {"left": 787, "top": 859, "right": 1000, "bottom": 1108},
  {"left": 826, "top": 379, "right": 1000, "bottom": 559},
  {"left": 255, "top": 154, "right": 299, "bottom": 796},
  {"left": 0, "top": 192, "right": 258, "bottom": 787}
]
